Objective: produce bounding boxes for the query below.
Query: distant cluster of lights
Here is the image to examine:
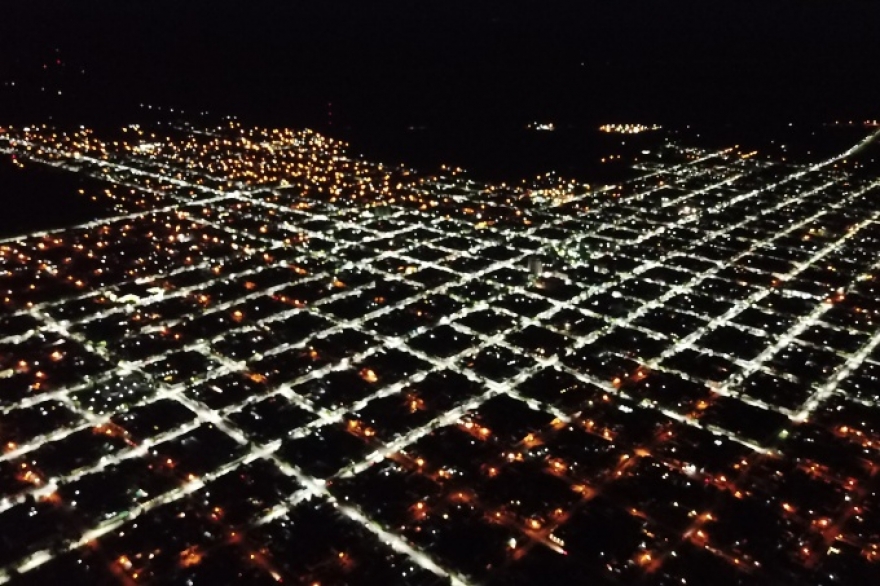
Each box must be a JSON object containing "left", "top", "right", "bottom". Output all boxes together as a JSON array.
[
  {"left": 832, "top": 120, "right": 880, "bottom": 128},
  {"left": 599, "top": 123, "right": 662, "bottom": 135}
]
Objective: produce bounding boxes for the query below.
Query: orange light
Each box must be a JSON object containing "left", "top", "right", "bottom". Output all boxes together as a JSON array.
[{"left": 180, "top": 546, "right": 202, "bottom": 568}]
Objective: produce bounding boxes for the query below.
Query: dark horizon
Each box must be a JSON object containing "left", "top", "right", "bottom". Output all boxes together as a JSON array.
[{"left": 2, "top": 0, "right": 880, "bottom": 132}]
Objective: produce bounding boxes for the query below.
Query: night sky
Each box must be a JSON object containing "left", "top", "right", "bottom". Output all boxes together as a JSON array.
[{"left": 2, "top": 0, "right": 879, "bottom": 130}]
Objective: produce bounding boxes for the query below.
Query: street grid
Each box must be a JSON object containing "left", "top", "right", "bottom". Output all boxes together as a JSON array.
[{"left": 0, "top": 123, "right": 879, "bottom": 584}]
